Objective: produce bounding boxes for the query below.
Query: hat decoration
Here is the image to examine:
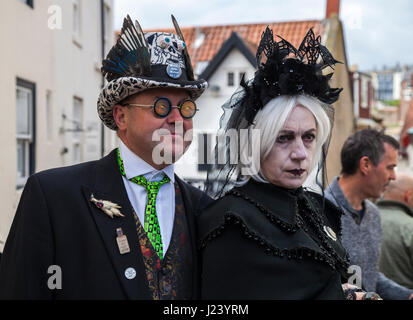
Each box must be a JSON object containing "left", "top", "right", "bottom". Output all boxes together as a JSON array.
[
  {"left": 242, "top": 27, "right": 343, "bottom": 124},
  {"left": 171, "top": 14, "right": 195, "bottom": 81},
  {"left": 97, "top": 15, "right": 207, "bottom": 130},
  {"left": 205, "top": 27, "right": 341, "bottom": 198},
  {"left": 102, "top": 15, "right": 151, "bottom": 81}
]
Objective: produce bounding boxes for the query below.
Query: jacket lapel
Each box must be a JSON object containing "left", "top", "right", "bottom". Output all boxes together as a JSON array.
[{"left": 82, "top": 149, "right": 151, "bottom": 300}]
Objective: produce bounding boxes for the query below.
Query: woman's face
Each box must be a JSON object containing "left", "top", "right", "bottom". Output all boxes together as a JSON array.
[{"left": 261, "top": 105, "right": 317, "bottom": 189}]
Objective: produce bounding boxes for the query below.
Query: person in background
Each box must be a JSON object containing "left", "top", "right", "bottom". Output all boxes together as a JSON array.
[
  {"left": 325, "top": 128, "right": 413, "bottom": 300},
  {"left": 377, "top": 172, "right": 413, "bottom": 290}
]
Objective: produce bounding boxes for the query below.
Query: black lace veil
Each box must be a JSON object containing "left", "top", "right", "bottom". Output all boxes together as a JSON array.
[{"left": 204, "top": 27, "right": 342, "bottom": 199}]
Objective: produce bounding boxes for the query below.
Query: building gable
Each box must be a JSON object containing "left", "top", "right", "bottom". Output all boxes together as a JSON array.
[{"left": 199, "top": 32, "right": 256, "bottom": 81}]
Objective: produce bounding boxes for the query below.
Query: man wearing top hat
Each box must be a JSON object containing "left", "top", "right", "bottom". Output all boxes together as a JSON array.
[{"left": 0, "top": 15, "right": 210, "bottom": 300}]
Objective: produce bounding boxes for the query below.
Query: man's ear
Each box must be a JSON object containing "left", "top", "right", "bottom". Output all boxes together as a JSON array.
[
  {"left": 404, "top": 189, "right": 412, "bottom": 204},
  {"left": 113, "top": 105, "right": 127, "bottom": 130},
  {"left": 359, "top": 156, "right": 371, "bottom": 176}
]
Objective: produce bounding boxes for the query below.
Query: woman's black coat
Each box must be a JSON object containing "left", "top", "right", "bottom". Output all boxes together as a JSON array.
[{"left": 197, "top": 179, "right": 350, "bottom": 300}]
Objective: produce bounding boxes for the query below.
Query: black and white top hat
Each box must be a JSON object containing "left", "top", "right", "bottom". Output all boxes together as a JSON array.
[{"left": 98, "top": 15, "right": 208, "bottom": 130}]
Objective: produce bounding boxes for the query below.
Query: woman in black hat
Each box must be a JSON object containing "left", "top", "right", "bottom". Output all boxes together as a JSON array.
[{"left": 197, "top": 27, "right": 379, "bottom": 300}]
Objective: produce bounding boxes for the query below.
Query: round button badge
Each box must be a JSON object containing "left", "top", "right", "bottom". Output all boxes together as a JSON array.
[
  {"left": 125, "top": 267, "right": 136, "bottom": 280},
  {"left": 166, "top": 64, "right": 182, "bottom": 79}
]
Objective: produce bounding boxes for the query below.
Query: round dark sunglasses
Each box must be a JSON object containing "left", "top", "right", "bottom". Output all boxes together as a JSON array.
[{"left": 122, "top": 97, "right": 198, "bottom": 119}]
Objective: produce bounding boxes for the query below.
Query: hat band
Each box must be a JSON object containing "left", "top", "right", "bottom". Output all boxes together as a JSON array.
[{"left": 149, "top": 64, "right": 188, "bottom": 81}]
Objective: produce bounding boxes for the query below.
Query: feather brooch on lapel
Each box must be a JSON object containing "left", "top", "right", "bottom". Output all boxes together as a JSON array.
[{"left": 90, "top": 194, "right": 125, "bottom": 218}]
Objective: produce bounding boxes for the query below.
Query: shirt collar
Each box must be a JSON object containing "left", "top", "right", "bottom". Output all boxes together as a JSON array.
[
  {"left": 119, "top": 140, "right": 175, "bottom": 183},
  {"left": 376, "top": 199, "right": 413, "bottom": 218}
]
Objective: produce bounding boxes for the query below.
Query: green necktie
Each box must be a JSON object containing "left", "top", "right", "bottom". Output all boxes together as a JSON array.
[{"left": 117, "top": 148, "right": 170, "bottom": 259}]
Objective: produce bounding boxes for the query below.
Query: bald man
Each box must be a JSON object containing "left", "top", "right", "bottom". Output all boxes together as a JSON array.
[{"left": 377, "top": 173, "right": 413, "bottom": 290}]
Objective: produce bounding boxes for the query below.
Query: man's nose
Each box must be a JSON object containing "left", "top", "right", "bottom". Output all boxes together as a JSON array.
[
  {"left": 166, "top": 107, "right": 184, "bottom": 123},
  {"left": 390, "top": 169, "right": 397, "bottom": 181},
  {"left": 291, "top": 139, "right": 307, "bottom": 161}
]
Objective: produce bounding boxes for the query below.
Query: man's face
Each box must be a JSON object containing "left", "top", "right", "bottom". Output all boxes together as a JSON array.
[
  {"left": 115, "top": 88, "right": 193, "bottom": 168},
  {"left": 366, "top": 143, "right": 398, "bottom": 198}
]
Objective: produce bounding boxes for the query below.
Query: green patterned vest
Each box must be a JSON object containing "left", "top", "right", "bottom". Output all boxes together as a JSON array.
[{"left": 133, "top": 183, "right": 193, "bottom": 300}]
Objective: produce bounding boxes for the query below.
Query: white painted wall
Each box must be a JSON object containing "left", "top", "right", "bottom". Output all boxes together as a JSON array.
[
  {"left": 393, "top": 72, "right": 402, "bottom": 100},
  {"left": 0, "top": 0, "right": 114, "bottom": 251},
  {"left": 371, "top": 72, "right": 379, "bottom": 100}
]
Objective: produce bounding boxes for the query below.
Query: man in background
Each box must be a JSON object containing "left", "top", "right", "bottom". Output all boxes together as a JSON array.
[
  {"left": 325, "top": 128, "right": 413, "bottom": 299},
  {"left": 377, "top": 172, "right": 413, "bottom": 290}
]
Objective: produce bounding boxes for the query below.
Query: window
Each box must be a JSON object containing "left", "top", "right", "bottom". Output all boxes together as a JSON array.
[
  {"left": 18, "top": 0, "right": 34, "bottom": 8},
  {"left": 239, "top": 72, "right": 246, "bottom": 82},
  {"left": 378, "top": 73, "right": 393, "bottom": 101},
  {"left": 73, "top": 0, "right": 81, "bottom": 40},
  {"left": 227, "top": 72, "right": 234, "bottom": 87},
  {"left": 198, "top": 133, "right": 212, "bottom": 171},
  {"left": 103, "top": 3, "right": 111, "bottom": 53},
  {"left": 73, "top": 97, "right": 83, "bottom": 163},
  {"left": 16, "top": 79, "right": 36, "bottom": 188},
  {"left": 197, "top": 133, "right": 225, "bottom": 172}
]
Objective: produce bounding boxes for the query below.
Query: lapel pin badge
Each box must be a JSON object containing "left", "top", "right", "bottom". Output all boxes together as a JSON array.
[
  {"left": 90, "top": 194, "right": 125, "bottom": 219},
  {"left": 116, "top": 227, "right": 131, "bottom": 255},
  {"left": 323, "top": 225, "right": 337, "bottom": 242}
]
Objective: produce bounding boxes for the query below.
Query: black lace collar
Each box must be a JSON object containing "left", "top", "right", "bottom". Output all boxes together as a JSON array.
[{"left": 229, "top": 179, "right": 304, "bottom": 225}]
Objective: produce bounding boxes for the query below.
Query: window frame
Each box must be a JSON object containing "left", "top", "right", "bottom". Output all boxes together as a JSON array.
[
  {"left": 16, "top": 78, "right": 36, "bottom": 189},
  {"left": 198, "top": 133, "right": 212, "bottom": 172},
  {"left": 239, "top": 71, "right": 246, "bottom": 83},
  {"left": 103, "top": 2, "right": 111, "bottom": 52},
  {"left": 18, "top": 0, "right": 34, "bottom": 9},
  {"left": 227, "top": 72, "right": 235, "bottom": 87},
  {"left": 72, "top": 0, "right": 82, "bottom": 47}
]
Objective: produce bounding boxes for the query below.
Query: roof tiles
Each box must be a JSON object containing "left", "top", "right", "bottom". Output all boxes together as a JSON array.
[{"left": 132, "top": 20, "right": 324, "bottom": 69}]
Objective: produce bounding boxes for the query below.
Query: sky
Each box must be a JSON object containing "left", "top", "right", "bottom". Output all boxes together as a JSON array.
[{"left": 114, "top": 0, "right": 413, "bottom": 72}]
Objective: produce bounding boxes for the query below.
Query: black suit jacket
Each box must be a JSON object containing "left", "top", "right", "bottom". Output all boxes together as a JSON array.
[{"left": 0, "top": 149, "right": 211, "bottom": 300}]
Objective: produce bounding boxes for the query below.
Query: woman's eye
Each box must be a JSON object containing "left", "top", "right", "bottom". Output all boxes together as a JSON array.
[
  {"left": 303, "top": 134, "right": 315, "bottom": 142},
  {"left": 277, "top": 135, "right": 292, "bottom": 143}
]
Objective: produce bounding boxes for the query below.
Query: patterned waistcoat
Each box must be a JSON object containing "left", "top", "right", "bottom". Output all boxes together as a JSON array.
[{"left": 133, "top": 183, "right": 193, "bottom": 300}]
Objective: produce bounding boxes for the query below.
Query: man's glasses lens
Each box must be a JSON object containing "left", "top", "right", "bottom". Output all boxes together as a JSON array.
[
  {"left": 180, "top": 100, "right": 196, "bottom": 118},
  {"left": 154, "top": 98, "right": 171, "bottom": 117},
  {"left": 153, "top": 97, "right": 197, "bottom": 119}
]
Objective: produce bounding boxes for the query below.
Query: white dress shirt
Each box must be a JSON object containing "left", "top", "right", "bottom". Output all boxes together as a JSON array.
[{"left": 118, "top": 140, "right": 175, "bottom": 253}]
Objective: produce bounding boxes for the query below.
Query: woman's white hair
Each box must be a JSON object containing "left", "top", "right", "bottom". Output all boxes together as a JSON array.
[{"left": 237, "top": 94, "right": 331, "bottom": 186}]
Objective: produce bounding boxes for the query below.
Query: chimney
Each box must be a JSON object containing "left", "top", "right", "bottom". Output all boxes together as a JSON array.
[{"left": 326, "top": 0, "right": 340, "bottom": 19}]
